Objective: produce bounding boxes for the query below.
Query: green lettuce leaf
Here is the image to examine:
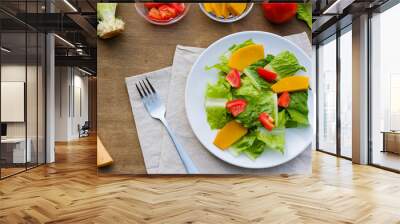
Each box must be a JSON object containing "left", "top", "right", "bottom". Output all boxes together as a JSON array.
[
  {"left": 205, "top": 54, "right": 230, "bottom": 74},
  {"left": 248, "top": 55, "right": 275, "bottom": 69},
  {"left": 256, "top": 127, "right": 285, "bottom": 153},
  {"left": 233, "top": 76, "right": 260, "bottom": 99},
  {"left": 231, "top": 131, "right": 266, "bottom": 160},
  {"left": 288, "top": 91, "right": 308, "bottom": 114},
  {"left": 297, "top": 3, "right": 312, "bottom": 29},
  {"left": 285, "top": 91, "right": 309, "bottom": 128},
  {"left": 267, "top": 51, "right": 306, "bottom": 79},
  {"left": 265, "top": 54, "right": 275, "bottom": 65},
  {"left": 231, "top": 132, "right": 257, "bottom": 156},
  {"left": 205, "top": 77, "right": 233, "bottom": 129},
  {"left": 244, "top": 140, "right": 266, "bottom": 160},
  {"left": 243, "top": 67, "right": 271, "bottom": 91},
  {"left": 205, "top": 106, "right": 232, "bottom": 129},
  {"left": 241, "top": 56, "right": 277, "bottom": 91},
  {"left": 285, "top": 109, "right": 309, "bottom": 128},
  {"left": 235, "top": 92, "right": 277, "bottom": 128},
  {"left": 228, "top": 39, "right": 255, "bottom": 53},
  {"left": 205, "top": 76, "right": 232, "bottom": 99},
  {"left": 277, "top": 110, "right": 287, "bottom": 128}
]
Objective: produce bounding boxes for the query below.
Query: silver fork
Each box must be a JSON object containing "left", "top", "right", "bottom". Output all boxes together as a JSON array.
[{"left": 136, "top": 78, "right": 199, "bottom": 174}]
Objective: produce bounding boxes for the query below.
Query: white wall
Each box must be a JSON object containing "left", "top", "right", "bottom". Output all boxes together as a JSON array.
[
  {"left": 71, "top": 73, "right": 88, "bottom": 138},
  {"left": 55, "top": 66, "right": 70, "bottom": 141},
  {"left": 1, "top": 64, "right": 46, "bottom": 163},
  {"left": 1, "top": 65, "right": 38, "bottom": 138},
  {"left": 54, "top": 67, "right": 89, "bottom": 141}
]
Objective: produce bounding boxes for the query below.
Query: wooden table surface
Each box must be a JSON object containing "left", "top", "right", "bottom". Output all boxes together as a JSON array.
[{"left": 97, "top": 3, "right": 311, "bottom": 174}]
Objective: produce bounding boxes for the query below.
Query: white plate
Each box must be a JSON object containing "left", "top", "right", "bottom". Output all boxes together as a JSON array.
[{"left": 185, "top": 31, "right": 313, "bottom": 169}]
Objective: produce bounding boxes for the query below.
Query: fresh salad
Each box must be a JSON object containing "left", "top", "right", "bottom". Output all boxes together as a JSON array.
[{"left": 204, "top": 39, "right": 310, "bottom": 160}]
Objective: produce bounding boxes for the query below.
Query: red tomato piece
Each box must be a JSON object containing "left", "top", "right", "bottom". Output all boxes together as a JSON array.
[
  {"left": 158, "top": 5, "right": 177, "bottom": 20},
  {"left": 144, "top": 3, "right": 164, "bottom": 9},
  {"left": 226, "top": 99, "right": 247, "bottom": 117},
  {"left": 226, "top": 69, "right": 241, "bottom": 88},
  {"left": 261, "top": 3, "right": 298, "bottom": 24},
  {"left": 259, "top": 112, "right": 275, "bottom": 131},
  {"left": 278, "top": 91, "right": 291, "bottom": 108},
  {"left": 148, "top": 8, "right": 163, "bottom": 21},
  {"left": 256, "top": 67, "right": 277, "bottom": 82},
  {"left": 169, "top": 3, "right": 185, "bottom": 14}
]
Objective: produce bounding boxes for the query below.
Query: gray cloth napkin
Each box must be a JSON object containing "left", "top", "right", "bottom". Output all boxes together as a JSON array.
[{"left": 126, "top": 32, "right": 312, "bottom": 174}]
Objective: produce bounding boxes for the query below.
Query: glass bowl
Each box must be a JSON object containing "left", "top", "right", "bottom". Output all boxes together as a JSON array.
[
  {"left": 135, "top": 3, "right": 190, "bottom": 25},
  {"left": 199, "top": 3, "right": 254, "bottom": 23}
]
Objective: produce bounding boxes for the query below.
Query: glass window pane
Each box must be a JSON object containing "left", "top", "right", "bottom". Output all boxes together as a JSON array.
[
  {"left": 340, "top": 28, "right": 352, "bottom": 158},
  {"left": 1, "top": 30, "right": 28, "bottom": 177},
  {"left": 318, "top": 37, "right": 337, "bottom": 154},
  {"left": 371, "top": 3, "right": 400, "bottom": 171}
]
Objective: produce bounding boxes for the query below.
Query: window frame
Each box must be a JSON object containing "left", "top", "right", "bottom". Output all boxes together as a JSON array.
[
  {"left": 0, "top": 0, "right": 48, "bottom": 180},
  {"left": 367, "top": 1, "right": 400, "bottom": 173},
  {"left": 315, "top": 24, "right": 353, "bottom": 161}
]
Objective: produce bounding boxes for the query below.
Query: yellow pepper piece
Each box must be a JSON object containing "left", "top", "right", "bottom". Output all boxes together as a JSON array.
[
  {"left": 213, "top": 121, "right": 248, "bottom": 150},
  {"left": 203, "top": 3, "right": 213, "bottom": 13},
  {"left": 271, "top": 76, "right": 309, "bottom": 93},
  {"left": 227, "top": 3, "right": 247, "bottom": 16},
  {"left": 212, "top": 3, "right": 224, "bottom": 18},
  {"left": 228, "top": 44, "right": 265, "bottom": 71},
  {"left": 221, "top": 3, "right": 230, "bottom": 18}
]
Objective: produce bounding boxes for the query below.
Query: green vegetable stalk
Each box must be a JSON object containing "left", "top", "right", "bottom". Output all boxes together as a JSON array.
[{"left": 97, "top": 3, "right": 125, "bottom": 39}]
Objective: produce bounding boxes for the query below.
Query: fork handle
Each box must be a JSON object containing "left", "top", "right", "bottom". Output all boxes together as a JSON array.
[{"left": 159, "top": 117, "right": 199, "bottom": 174}]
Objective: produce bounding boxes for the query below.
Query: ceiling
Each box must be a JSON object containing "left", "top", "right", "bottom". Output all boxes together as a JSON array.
[
  {"left": 0, "top": 0, "right": 97, "bottom": 74},
  {"left": 312, "top": 0, "right": 392, "bottom": 44}
]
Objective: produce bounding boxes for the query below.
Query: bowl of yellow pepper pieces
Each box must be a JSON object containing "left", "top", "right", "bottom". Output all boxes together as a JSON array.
[{"left": 199, "top": 3, "right": 254, "bottom": 23}]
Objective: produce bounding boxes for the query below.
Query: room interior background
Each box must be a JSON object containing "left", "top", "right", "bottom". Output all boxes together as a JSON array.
[{"left": 0, "top": 0, "right": 97, "bottom": 179}]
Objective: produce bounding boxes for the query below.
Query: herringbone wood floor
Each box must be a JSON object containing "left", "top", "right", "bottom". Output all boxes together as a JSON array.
[{"left": 1, "top": 135, "right": 399, "bottom": 224}]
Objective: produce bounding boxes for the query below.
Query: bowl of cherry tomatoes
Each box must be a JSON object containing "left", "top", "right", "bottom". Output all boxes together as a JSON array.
[{"left": 135, "top": 3, "right": 190, "bottom": 25}]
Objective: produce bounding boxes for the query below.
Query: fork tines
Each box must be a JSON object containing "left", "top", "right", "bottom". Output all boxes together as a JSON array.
[{"left": 135, "top": 78, "right": 156, "bottom": 98}]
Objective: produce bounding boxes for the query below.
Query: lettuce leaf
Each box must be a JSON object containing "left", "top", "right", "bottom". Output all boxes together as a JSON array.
[
  {"left": 205, "top": 54, "right": 230, "bottom": 74},
  {"left": 265, "top": 54, "right": 275, "bottom": 65},
  {"left": 286, "top": 109, "right": 309, "bottom": 128},
  {"left": 231, "top": 132, "right": 257, "bottom": 156},
  {"left": 205, "top": 76, "right": 232, "bottom": 99},
  {"left": 285, "top": 91, "right": 309, "bottom": 128},
  {"left": 229, "top": 39, "right": 255, "bottom": 53},
  {"left": 235, "top": 91, "right": 277, "bottom": 128},
  {"left": 256, "top": 127, "right": 285, "bottom": 153},
  {"left": 277, "top": 110, "right": 287, "bottom": 128},
  {"left": 244, "top": 140, "right": 266, "bottom": 160},
  {"left": 267, "top": 51, "right": 306, "bottom": 79},
  {"left": 243, "top": 67, "right": 271, "bottom": 91},
  {"left": 231, "top": 131, "right": 266, "bottom": 160},
  {"left": 233, "top": 76, "right": 260, "bottom": 99},
  {"left": 297, "top": 3, "right": 312, "bottom": 29},
  {"left": 242, "top": 56, "right": 277, "bottom": 91},
  {"left": 205, "top": 105, "right": 232, "bottom": 129},
  {"left": 288, "top": 91, "right": 308, "bottom": 114},
  {"left": 205, "top": 77, "right": 233, "bottom": 129},
  {"left": 247, "top": 55, "right": 275, "bottom": 69}
]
